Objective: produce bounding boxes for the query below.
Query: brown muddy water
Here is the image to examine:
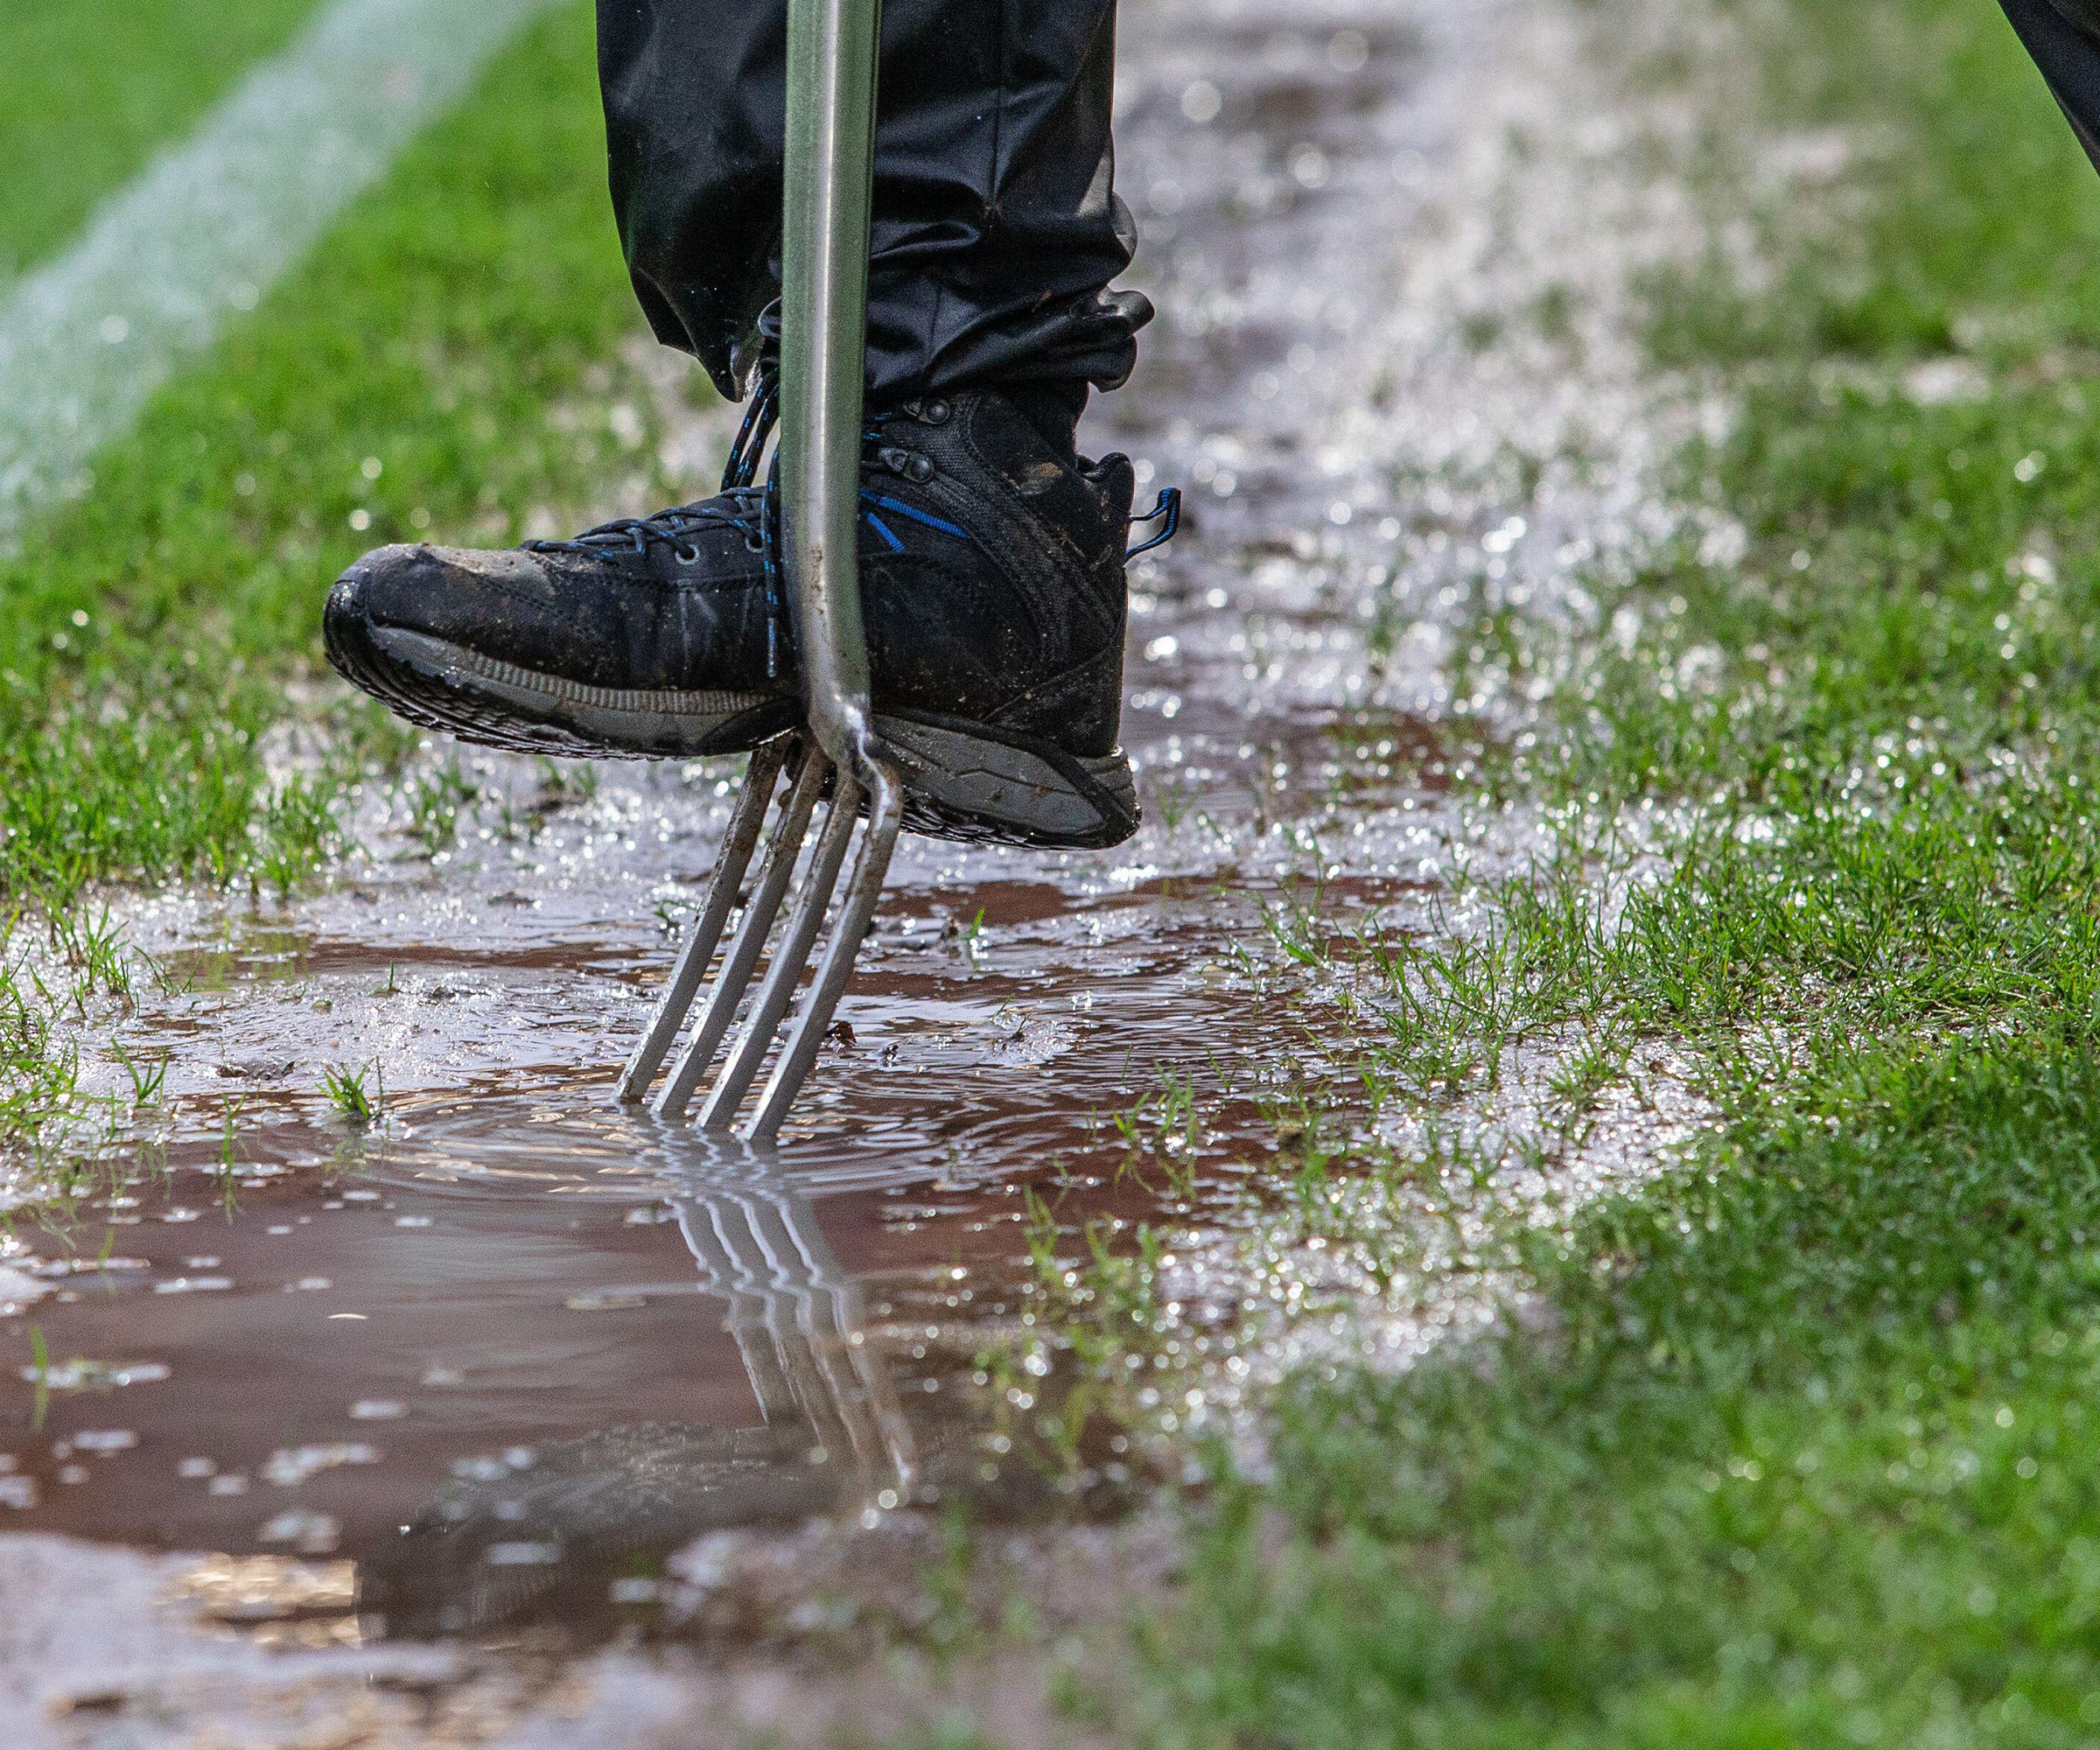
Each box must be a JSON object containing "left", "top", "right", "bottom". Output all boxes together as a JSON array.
[{"left": 1, "top": 0, "right": 1664, "bottom": 1665}]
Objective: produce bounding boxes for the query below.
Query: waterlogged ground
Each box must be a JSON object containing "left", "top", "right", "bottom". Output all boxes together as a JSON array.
[{"left": 3, "top": 0, "right": 1712, "bottom": 1736}]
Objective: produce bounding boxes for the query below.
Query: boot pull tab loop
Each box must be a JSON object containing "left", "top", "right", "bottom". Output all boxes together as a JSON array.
[{"left": 1125, "top": 487, "right": 1183, "bottom": 560}]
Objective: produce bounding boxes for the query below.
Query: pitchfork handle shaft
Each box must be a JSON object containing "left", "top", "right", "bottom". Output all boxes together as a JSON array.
[{"left": 781, "top": 0, "right": 884, "bottom": 777}]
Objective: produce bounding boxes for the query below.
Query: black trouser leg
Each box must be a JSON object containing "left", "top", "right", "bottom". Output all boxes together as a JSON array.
[
  {"left": 2002, "top": 0, "right": 2100, "bottom": 172},
  {"left": 597, "top": 0, "right": 1151, "bottom": 404}
]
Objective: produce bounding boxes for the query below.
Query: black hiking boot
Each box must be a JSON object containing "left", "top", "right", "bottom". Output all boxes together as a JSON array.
[{"left": 324, "top": 384, "right": 1178, "bottom": 850}]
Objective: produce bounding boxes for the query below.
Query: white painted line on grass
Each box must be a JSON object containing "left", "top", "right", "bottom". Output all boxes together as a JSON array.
[{"left": 0, "top": 0, "right": 567, "bottom": 548}]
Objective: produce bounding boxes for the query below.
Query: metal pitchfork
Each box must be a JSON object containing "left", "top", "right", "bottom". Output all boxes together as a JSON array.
[{"left": 616, "top": 0, "right": 900, "bottom": 1143}]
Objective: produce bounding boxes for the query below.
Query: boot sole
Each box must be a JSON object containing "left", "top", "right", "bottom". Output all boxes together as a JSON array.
[
  {"left": 879, "top": 710, "right": 1138, "bottom": 850},
  {"left": 328, "top": 609, "right": 1138, "bottom": 850}
]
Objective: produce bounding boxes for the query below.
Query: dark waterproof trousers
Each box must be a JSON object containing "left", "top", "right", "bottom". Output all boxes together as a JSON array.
[
  {"left": 597, "top": 0, "right": 1152, "bottom": 404},
  {"left": 2004, "top": 0, "right": 2100, "bottom": 169}
]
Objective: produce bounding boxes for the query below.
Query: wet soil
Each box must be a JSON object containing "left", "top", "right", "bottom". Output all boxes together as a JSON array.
[{"left": 1, "top": 0, "right": 1684, "bottom": 1702}]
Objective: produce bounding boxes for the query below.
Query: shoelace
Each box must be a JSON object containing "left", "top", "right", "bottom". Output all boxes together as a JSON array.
[
  {"left": 528, "top": 368, "right": 1183, "bottom": 676},
  {"left": 519, "top": 490, "right": 771, "bottom": 562},
  {"left": 1126, "top": 488, "right": 1181, "bottom": 559},
  {"left": 523, "top": 373, "right": 785, "bottom": 561},
  {"left": 522, "top": 373, "right": 791, "bottom": 668}
]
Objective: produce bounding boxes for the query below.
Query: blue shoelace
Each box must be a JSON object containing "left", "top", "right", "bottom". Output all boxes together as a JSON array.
[{"left": 526, "top": 369, "right": 1182, "bottom": 676}]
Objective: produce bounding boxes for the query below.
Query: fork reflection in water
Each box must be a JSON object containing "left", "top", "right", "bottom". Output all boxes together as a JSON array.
[{"left": 362, "top": 1129, "right": 915, "bottom": 1637}]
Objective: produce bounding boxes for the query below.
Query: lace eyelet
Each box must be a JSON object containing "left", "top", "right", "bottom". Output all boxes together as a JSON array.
[
  {"left": 905, "top": 455, "right": 935, "bottom": 484},
  {"left": 674, "top": 542, "right": 703, "bottom": 564},
  {"left": 744, "top": 533, "right": 766, "bottom": 555},
  {"left": 920, "top": 399, "right": 952, "bottom": 425}
]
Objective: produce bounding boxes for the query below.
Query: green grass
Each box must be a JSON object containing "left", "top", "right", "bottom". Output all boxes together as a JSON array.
[
  {"left": 1050, "top": 0, "right": 2100, "bottom": 1741},
  {"left": 319, "top": 1060, "right": 382, "bottom": 1124},
  {"left": 0, "top": 0, "right": 326, "bottom": 281},
  {"left": 23, "top": 0, "right": 2100, "bottom": 1732},
  {"left": 0, "top": 0, "right": 704, "bottom": 1139},
  {"left": 0, "top": 0, "right": 684, "bottom": 905},
  {"left": 1149, "top": 1040, "right": 2100, "bottom": 1747}
]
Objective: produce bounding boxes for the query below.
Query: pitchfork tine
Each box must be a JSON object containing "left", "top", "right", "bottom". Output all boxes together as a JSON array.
[
  {"left": 654, "top": 747, "right": 830, "bottom": 1118},
  {"left": 746, "top": 765, "right": 903, "bottom": 1141},
  {"left": 617, "top": 737, "right": 793, "bottom": 1104},
  {"left": 696, "top": 763, "right": 860, "bottom": 1129}
]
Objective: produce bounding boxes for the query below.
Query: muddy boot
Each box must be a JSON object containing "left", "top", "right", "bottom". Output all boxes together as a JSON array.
[{"left": 325, "top": 387, "right": 1171, "bottom": 850}]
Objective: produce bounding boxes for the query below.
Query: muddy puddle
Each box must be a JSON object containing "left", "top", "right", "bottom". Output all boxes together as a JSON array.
[
  {"left": 2, "top": 794, "right": 1464, "bottom": 1644},
  {"left": 2, "top": 0, "right": 1669, "bottom": 1663}
]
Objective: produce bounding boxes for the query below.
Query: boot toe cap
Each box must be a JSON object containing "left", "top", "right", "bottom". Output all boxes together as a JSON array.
[
  {"left": 328, "top": 542, "right": 444, "bottom": 634},
  {"left": 329, "top": 542, "right": 570, "bottom": 650}
]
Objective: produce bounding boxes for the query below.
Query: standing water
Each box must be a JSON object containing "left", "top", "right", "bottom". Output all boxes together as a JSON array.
[{"left": 2, "top": 0, "right": 1681, "bottom": 1662}]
